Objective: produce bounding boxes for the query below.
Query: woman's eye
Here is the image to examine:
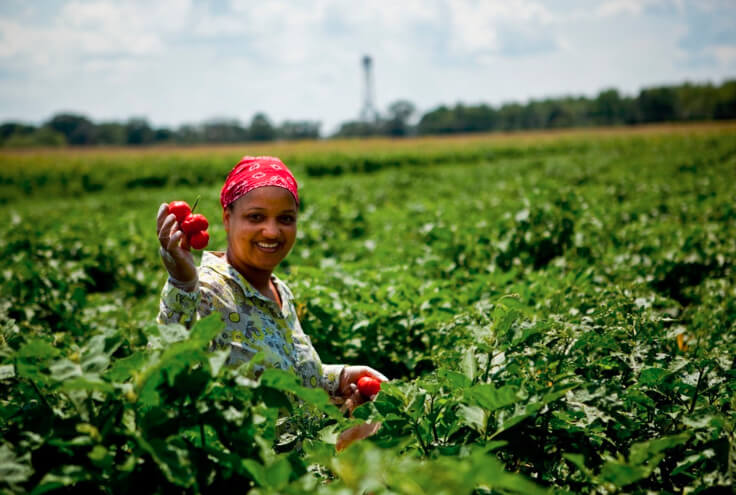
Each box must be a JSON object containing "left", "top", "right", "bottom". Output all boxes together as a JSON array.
[
  {"left": 247, "top": 214, "right": 264, "bottom": 222},
  {"left": 279, "top": 215, "right": 296, "bottom": 224}
]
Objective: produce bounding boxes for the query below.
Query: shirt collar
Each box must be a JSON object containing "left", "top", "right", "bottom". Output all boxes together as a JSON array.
[{"left": 201, "top": 251, "right": 291, "bottom": 305}]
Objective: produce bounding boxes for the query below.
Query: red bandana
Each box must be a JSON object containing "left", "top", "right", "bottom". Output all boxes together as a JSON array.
[{"left": 220, "top": 156, "right": 299, "bottom": 209}]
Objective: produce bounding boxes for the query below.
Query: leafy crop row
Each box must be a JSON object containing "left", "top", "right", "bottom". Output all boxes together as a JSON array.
[{"left": 1, "top": 128, "right": 735, "bottom": 493}]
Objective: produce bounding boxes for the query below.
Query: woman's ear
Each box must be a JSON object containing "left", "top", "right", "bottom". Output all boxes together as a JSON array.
[{"left": 222, "top": 207, "right": 230, "bottom": 233}]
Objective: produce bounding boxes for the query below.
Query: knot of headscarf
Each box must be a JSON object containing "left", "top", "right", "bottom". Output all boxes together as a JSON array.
[{"left": 220, "top": 156, "right": 299, "bottom": 209}]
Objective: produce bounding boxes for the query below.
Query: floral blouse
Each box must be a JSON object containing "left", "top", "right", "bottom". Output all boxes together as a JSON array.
[{"left": 157, "top": 251, "right": 344, "bottom": 396}]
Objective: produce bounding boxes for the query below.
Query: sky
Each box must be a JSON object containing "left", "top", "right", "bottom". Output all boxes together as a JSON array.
[{"left": 0, "top": 0, "right": 735, "bottom": 135}]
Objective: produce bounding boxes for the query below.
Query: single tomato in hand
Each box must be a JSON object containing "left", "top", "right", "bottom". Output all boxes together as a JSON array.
[
  {"left": 168, "top": 201, "right": 191, "bottom": 224},
  {"left": 357, "top": 376, "right": 381, "bottom": 397},
  {"left": 189, "top": 230, "right": 210, "bottom": 250},
  {"left": 181, "top": 213, "right": 209, "bottom": 235}
]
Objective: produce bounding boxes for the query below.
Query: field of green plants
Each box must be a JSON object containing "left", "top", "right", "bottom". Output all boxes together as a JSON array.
[{"left": 1, "top": 125, "right": 735, "bottom": 494}]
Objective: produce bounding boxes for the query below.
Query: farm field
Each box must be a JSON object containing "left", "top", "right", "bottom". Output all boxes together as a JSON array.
[{"left": 1, "top": 124, "right": 735, "bottom": 494}]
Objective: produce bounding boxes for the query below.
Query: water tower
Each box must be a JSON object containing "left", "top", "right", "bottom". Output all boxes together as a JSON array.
[{"left": 359, "top": 55, "right": 379, "bottom": 122}]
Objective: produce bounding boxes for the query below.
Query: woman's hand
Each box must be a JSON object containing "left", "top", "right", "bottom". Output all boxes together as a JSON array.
[
  {"left": 337, "top": 365, "right": 389, "bottom": 415},
  {"left": 334, "top": 366, "right": 387, "bottom": 451},
  {"left": 157, "top": 203, "right": 197, "bottom": 290},
  {"left": 336, "top": 422, "right": 381, "bottom": 452}
]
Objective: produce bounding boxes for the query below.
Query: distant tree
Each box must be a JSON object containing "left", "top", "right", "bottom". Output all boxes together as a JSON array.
[
  {"left": 384, "top": 100, "right": 416, "bottom": 136},
  {"left": 154, "top": 128, "right": 175, "bottom": 143},
  {"left": 713, "top": 80, "right": 736, "bottom": 120},
  {"left": 496, "top": 103, "right": 525, "bottom": 131},
  {"left": 248, "top": 113, "right": 276, "bottom": 141},
  {"left": 125, "top": 118, "right": 154, "bottom": 145},
  {"left": 201, "top": 119, "right": 248, "bottom": 143},
  {"left": 45, "top": 113, "right": 97, "bottom": 145},
  {"left": 0, "top": 122, "right": 36, "bottom": 141},
  {"left": 464, "top": 104, "right": 498, "bottom": 132},
  {"left": 591, "top": 89, "right": 625, "bottom": 125},
  {"left": 175, "top": 124, "right": 202, "bottom": 144},
  {"left": 333, "top": 120, "right": 382, "bottom": 138},
  {"left": 277, "top": 121, "right": 321, "bottom": 140},
  {"left": 675, "top": 83, "right": 717, "bottom": 121},
  {"left": 417, "top": 105, "right": 455, "bottom": 134},
  {"left": 637, "top": 86, "right": 677, "bottom": 123},
  {"left": 96, "top": 122, "right": 126, "bottom": 145},
  {"left": 3, "top": 127, "right": 66, "bottom": 148}
]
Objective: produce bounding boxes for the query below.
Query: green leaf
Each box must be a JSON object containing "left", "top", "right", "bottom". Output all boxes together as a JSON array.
[
  {"left": 58, "top": 375, "right": 115, "bottom": 394},
  {"left": 0, "top": 443, "right": 33, "bottom": 485},
  {"left": 466, "top": 384, "right": 519, "bottom": 412},
  {"left": 105, "top": 352, "right": 148, "bottom": 382},
  {"left": 207, "top": 349, "right": 229, "bottom": 377},
  {"left": 243, "top": 458, "right": 267, "bottom": 486},
  {"left": 457, "top": 404, "right": 487, "bottom": 434},
  {"left": 31, "top": 465, "right": 90, "bottom": 495},
  {"left": 629, "top": 432, "right": 691, "bottom": 465},
  {"left": 259, "top": 368, "right": 300, "bottom": 390},
  {"left": 671, "top": 449, "right": 715, "bottom": 476},
  {"left": 600, "top": 461, "right": 650, "bottom": 487},
  {"left": 492, "top": 300, "right": 520, "bottom": 342},
  {"left": 260, "top": 369, "right": 341, "bottom": 419},
  {"left": 49, "top": 358, "right": 82, "bottom": 382},
  {"left": 461, "top": 348, "right": 477, "bottom": 382},
  {"left": 562, "top": 453, "right": 595, "bottom": 480},
  {"left": 265, "top": 456, "right": 292, "bottom": 489},
  {"left": 135, "top": 436, "right": 195, "bottom": 487},
  {"left": 438, "top": 369, "right": 471, "bottom": 389},
  {"left": 135, "top": 316, "right": 224, "bottom": 406},
  {"left": 0, "top": 364, "right": 15, "bottom": 380},
  {"left": 16, "top": 339, "right": 60, "bottom": 361},
  {"left": 405, "top": 391, "right": 427, "bottom": 420},
  {"left": 189, "top": 312, "right": 225, "bottom": 344},
  {"left": 639, "top": 367, "right": 670, "bottom": 386}
]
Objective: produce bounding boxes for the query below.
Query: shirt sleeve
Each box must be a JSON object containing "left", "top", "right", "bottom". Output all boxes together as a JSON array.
[
  {"left": 157, "top": 277, "right": 214, "bottom": 328},
  {"left": 321, "top": 363, "right": 345, "bottom": 397}
]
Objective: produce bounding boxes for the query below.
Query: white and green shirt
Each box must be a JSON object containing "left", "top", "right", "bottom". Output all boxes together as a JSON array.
[{"left": 158, "top": 251, "right": 343, "bottom": 396}]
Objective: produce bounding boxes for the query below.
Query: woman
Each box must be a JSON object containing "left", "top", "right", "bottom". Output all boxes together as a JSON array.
[{"left": 155, "top": 156, "right": 386, "bottom": 434}]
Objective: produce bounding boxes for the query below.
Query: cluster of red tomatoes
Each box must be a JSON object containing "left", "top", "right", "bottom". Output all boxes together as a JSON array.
[{"left": 168, "top": 201, "right": 210, "bottom": 250}]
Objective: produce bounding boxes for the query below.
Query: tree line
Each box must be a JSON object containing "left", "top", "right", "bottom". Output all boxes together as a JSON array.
[
  {"left": 1, "top": 79, "right": 734, "bottom": 147},
  {"left": 0, "top": 113, "right": 320, "bottom": 148},
  {"left": 412, "top": 80, "right": 736, "bottom": 136}
]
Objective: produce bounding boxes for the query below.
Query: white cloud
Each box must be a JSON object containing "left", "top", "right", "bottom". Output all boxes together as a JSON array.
[
  {"left": 0, "top": 0, "right": 734, "bottom": 131},
  {"left": 0, "top": 0, "right": 193, "bottom": 68},
  {"left": 595, "top": 0, "right": 682, "bottom": 17},
  {"left": 446, "top": 0, "right": 556, "bottom": 56},
  {"left": 713, "top": 45, "right": 736, "bottom": 65}
]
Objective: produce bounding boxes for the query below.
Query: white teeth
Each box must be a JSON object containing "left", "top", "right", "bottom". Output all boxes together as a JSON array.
[{"left": 257, "top": 242, "right": 278, "bottom": 248}]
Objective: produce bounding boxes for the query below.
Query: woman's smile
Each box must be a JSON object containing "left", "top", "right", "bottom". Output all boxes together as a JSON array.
[{"left": 255, "top": 240, "right": 280, "bottom": 252}]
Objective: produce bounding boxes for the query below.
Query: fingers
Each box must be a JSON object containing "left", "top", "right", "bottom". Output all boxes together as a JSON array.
[
  {"left": 156, "top": 203, "right": 169, "bottom": 233},
  {"left": 158, "top": 213, "right": 177, "bottom": 249},
  {"left": 338, "top": 385, "right": 364, "bottom": 415},
  {"left": 166, "top": 228, "right": 184, "bottom": 252},
  {"left": 370, "top": 369, "right": 389, "bottom": 382}
]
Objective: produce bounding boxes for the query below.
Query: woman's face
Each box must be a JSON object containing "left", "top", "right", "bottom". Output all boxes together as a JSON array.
[{"left": 223, "top": 186, "right": 298, "bottom": 275}]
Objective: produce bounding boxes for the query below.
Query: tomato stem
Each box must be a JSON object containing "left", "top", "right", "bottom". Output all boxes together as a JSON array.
[{"left": 191, "top": 195, "right": 201, "bottom": 213}]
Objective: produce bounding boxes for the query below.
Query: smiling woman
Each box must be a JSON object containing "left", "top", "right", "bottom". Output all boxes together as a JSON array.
[{"left": 155, "top": 155, "right": 386, "bottom": 448}]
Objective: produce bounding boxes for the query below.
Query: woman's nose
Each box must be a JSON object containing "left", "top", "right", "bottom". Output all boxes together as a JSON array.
[{"left": 262, "top": 220, "right": 280, "bottom": 238}]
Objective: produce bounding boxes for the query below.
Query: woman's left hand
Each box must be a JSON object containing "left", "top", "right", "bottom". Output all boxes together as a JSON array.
[{"left": 337, "top": 366, "right": 389, "bottom": 415}]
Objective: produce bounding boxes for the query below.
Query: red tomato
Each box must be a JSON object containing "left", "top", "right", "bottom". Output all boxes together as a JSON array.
[
  {"left": 189, "top": 230, "right": 210, "bottom": 250},
  {"left": 181, "top": 213, "right": 209, "bottom": 235},
  {"left": 357, "top": 376, "right": 381, "bottom": 397},
  {"left": 168, "top": 201, "right": 191, "bottom": 224}
]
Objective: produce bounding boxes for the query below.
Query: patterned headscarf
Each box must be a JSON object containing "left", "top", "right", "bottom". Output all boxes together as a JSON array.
[{"left": 220, "top": 156, "right": 299, "bottom": 209}]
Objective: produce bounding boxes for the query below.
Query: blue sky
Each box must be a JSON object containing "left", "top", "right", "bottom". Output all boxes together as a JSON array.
[{"left": 0, "top": 0, "right": 734, "bottom": 134}]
